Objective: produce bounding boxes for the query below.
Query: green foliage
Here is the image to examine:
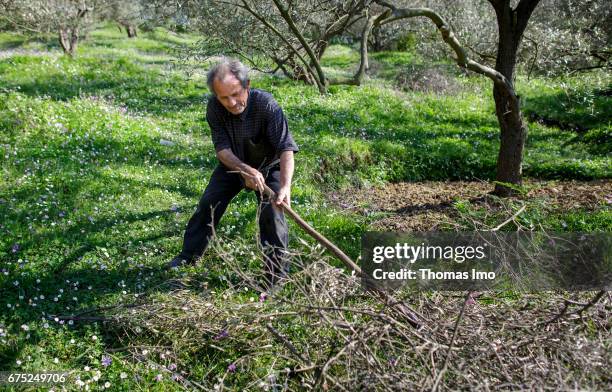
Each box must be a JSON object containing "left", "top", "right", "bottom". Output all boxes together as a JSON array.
[
  {"left": 320, "top": 44, "right": 360, "bottom": 70},
  {"left": 520, "top": 72, "right": 611, "bottom": 156},
  {"left": 453, "top": 196, "right": 611, "bottom": 232},
  {"left": 395, "top": 32, "right": 418, "bottom": 52}
]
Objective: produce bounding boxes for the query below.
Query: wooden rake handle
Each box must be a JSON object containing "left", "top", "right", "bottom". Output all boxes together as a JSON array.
[
  {"left": 261, "top": 184, "right": 422, "bottom": 328},
  {"left": 261, "top": 184, "right": 361, "bottom": 273}
]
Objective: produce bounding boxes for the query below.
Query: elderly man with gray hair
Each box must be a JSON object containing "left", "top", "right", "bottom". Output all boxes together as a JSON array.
[{"left": 167, "top": 58, "right": 299, "bottom": 287}]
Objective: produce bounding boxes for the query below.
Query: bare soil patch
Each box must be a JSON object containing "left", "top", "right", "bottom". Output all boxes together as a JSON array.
[{"left": 329, "top": 180, "right": 611, "bottom": 231}]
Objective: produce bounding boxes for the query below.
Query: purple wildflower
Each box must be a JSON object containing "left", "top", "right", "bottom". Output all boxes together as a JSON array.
[
  {"left": 101, "top": 355, "right": 112, "bottom": 367},
  {"left": 11, "top": 244, "right": 20, "bottom": 253},
  {"left": 466, "top": 292, "right": 479, "bottom": 306},
  {"left": 168, "top": 363, "right": 177, "bottom": 371},
  {"left": 214, "top": 329, "right": 229, "bottom": 340},
  {"left": 227, "top": 363, "right": 237, "bottom": 373},
  {"left": 388, "top": 357, "right": 397, "bottom": 367},
  {"left": 259, "top": 292, "right": 267, "bottom": 302}
]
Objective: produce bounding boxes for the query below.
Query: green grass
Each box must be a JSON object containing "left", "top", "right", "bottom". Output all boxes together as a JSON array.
[
  {"left": 520, "top": 72, "right": 612, "bottom": 157},
  {"left": 0, "top": 24, "right": 610, "bottom": 390},
  {"left": 452, "top": 193, "right": 612, "bottom": 232}
]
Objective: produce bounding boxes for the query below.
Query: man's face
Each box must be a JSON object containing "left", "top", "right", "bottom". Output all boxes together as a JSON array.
[{"left": 213, "top": 74, "right": 250, "bottom": 115}]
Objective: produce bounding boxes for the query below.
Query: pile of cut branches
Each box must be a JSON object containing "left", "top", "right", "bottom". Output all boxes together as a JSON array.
[{"left": 68, "top": 237, "right": 610, "bottom": 391}]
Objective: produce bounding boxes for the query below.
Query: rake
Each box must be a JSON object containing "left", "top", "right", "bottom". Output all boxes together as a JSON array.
[{"left": 256, "top": 181, "right": 423, "bottom": 328}]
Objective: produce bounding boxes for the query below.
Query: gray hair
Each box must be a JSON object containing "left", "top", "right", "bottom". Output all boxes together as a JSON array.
[{"left": 206, "top": 58, "right": 250, "bottom": 95}]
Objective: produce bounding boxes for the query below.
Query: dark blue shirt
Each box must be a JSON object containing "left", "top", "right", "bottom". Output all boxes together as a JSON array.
[{"left": 207, "top": 88, "right": 299, "bottom": 168}]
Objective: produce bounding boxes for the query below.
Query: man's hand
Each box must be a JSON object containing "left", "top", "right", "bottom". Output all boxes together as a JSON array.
[
  {"left": 216, "top": 149, "right": 265, "bottom": 192},
  {"left": 240, "top": 166, "right": 266, "bottom": 193},
  {"left": 216, "top": 148, "right": 294, "bottom": 208},
  {"left": 276, "top": 151, "right": 294, "bottom": 209},
  {"left": 275, "top": 185, "right": 291, "bottom": 207}
]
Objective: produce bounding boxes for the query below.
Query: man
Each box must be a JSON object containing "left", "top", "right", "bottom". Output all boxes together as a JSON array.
[{"left": 167, "top": 58, "right": 298, "bottom": 287}]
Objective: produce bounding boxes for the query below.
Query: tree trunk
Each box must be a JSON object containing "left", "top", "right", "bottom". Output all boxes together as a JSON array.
[
  {"left": 127, "top": 24, "right": 137, "bottom": 38},
  {"left": 493, "top": 87, "right": 526, "bottom": 195},
  {"left": 373, "top": 0, "right": 540, "bottom": 196},
  {"left": 313, "top": 40, "right": 328, "bottom": 62},
  {"left": 57, "top": 7, "right": 88, "bottom": 57},
  {"left": 356, "top": 13, "right": 377, "bottom": 79},
  {"left": 59, "top": 28, "right": 69, "bottom": 54},
  {"left": 371, "top": 26, "right": 384, "bottom": 51},
  {"left": 271, "top": 0, "right": 328, "bottom": 94},
  {"left": 328, "top": 10, "right": 388, "bottom": 86},
  {"left": 58, "top": 27, "right": 78, "bottom": 56},
  {"left": 277, "top": 55, "right": 315, "bottom": 85},
  {"left": 491, "top": 2, "right": 530, "bottom": 196},
  {"left": 69, "top": 27, "right": 79, "bottom": 55}
]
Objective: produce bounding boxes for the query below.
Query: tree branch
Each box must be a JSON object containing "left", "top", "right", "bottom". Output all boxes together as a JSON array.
[
  {"left": 515, "top": 0, "right": 540, "bottom": 36},
  {"left": 329, "top": 8, "right": 391, "bottom": 86},
  {"left": 233, "top": 0, "right": 324, "bottom": 92},
  {"left": 271, "top": 0, "right": 328, "bottom": 92},
  {"left": 375, "top": 0, "right": 516, "bottom": 96}
]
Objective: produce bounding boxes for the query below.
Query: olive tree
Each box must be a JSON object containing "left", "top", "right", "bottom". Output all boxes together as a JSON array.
[
  {"left": 102, "top": 0, "right": 143, "bottom": 38},
  {"left": 380, "top": 0, "right": 610, "bottom": 76},
  {"left": 185, "top": 0, "right": 380, "bottom": 93},
  {"left": 0, "top": 0, "right": 102, "bottom": 56},
  {"left": 524, "top": 0, "right": 610, "bottom": 75},
  {"left": 371, "top": 0, "right": 541, "bottom": 196}
]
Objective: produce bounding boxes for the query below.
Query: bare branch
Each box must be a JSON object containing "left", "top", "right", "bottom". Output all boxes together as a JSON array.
[
  {"left": 375, "top": 0, "right": 516, "bottom": 95},
  {"left": 271, "top": 0, "right": 328, "bottom": 92},
  {"left": 236, "top": 0, "right": 325, "bottom": 92},
  {"left": 330, "top": 8, "right": 391, "bottom": 86}
]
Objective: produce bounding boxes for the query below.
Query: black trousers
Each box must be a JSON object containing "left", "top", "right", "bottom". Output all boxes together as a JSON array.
[{"left": 179, "top": 164, "right": 289, "bottom": 285}]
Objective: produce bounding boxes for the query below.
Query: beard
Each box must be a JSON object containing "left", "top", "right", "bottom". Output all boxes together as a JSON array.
[{"left": 230, "top": 103, "right": 246, "bottom": 114}]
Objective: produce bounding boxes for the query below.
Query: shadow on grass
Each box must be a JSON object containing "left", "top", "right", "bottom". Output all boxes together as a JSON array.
[
  {"left": 0, "top": 257, "right": 182, "bottom": 369},
  {"left": 523, "top": 87, "right": 612, "bottom": 132},
  {"left": 287, "top": 100, "right": 500, "bottom": 181},
  {"left": 0, "top": 34, "right": 59, "bottom": 51},
  {"left": 0, "top": 193, "right": 258, "bottom": 369},
  {"left": 0, "top": 184, "right": 298, "bottom": 369},
  {"left": 522, "top": 87, "right": 611, "bottom": 157},
  {"left": 0, "top": 37, "right": 28, "bottom": 50}
]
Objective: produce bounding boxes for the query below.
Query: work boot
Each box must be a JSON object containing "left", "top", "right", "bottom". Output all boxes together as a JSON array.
[{"left": 165, "top": 255, "right": 195, "bottom": 270}]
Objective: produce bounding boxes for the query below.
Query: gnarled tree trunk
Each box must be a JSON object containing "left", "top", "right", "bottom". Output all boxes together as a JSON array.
[
  {"left": 119, "top": 21, "right": 137, "bottom": 38},
  {"left": 58, "top": 7, "right": 89, "bottom": 57},
  {"left": 493, "top": 85, "right": 526, "bottom": 195},
  {"left": 58, "top": 26, "right": 79, "bottom": 56},
  {"left": 489, "top": 0, "right": 540, "bottom": 195},
  {"left": 329, "top": 10, "right": 390, "bottom": 86},
  {"left": 490, "top": 0, "right": 539, "bottom": 196}
]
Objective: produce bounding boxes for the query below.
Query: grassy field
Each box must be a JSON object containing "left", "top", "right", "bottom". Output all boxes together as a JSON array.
[{"left": 0, "top": 25, "right": 610, "bottom": 390}]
